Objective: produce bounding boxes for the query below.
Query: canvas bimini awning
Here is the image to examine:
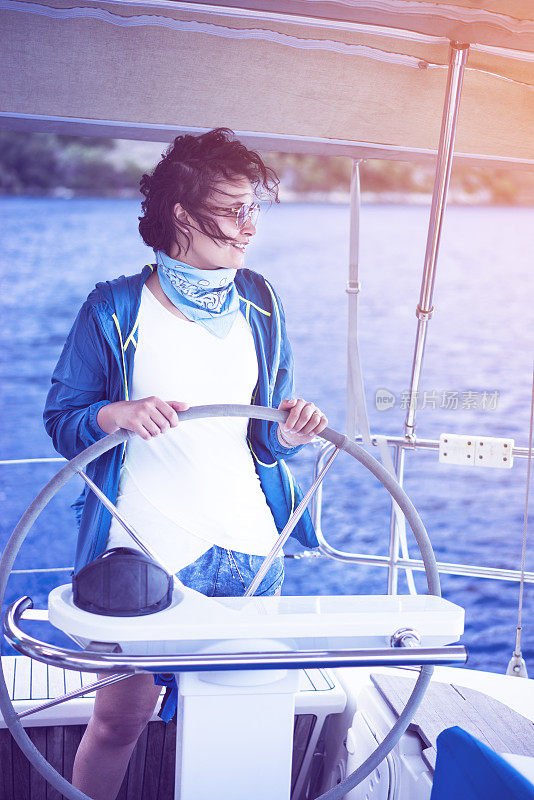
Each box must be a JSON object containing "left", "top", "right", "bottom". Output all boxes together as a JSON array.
[{"left": 1, "top": 0, "right": 534, "bottom": 165}]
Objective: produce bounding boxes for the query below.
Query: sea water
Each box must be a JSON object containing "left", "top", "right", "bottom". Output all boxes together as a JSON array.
[{"left": 1, "top": 197, "right": 533, "bottom": 672}]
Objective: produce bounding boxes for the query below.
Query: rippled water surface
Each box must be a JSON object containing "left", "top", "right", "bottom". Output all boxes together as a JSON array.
[{"left": 1, "top": 197, "right": 533, "bottom": 672}]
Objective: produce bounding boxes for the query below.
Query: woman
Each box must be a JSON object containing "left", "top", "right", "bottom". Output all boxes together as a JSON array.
[{"left": 44, "top": 127, "right": 327, "bottom": 800}]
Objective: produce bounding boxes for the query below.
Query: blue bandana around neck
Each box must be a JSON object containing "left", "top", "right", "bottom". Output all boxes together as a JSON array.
[{"left": 155, "top": 250, "right": 239, "bottom": 338}]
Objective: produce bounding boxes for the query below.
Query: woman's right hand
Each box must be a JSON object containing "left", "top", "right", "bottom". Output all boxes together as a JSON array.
[{"left": 97, "top": 397, "right": 189, "bottom": 440}]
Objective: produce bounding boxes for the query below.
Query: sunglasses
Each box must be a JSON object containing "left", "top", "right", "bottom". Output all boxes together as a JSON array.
[{"left": 206, "top": 202, "right": 260, "bottom": 230}]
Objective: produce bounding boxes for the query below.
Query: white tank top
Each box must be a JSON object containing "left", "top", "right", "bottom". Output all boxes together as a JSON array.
[{"left": 107, "top": 285, "right": 280, "bottom": 573}]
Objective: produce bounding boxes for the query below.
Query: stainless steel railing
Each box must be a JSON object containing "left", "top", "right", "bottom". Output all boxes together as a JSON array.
[
  {"left": 4, "top": 596, "right": 468, "bottom": 674},
  {"left": 1, "top": 442, "right": 532, "bottom": 585},
  {"left": 311, "top": 438, "right": 534, "bottom": 587}
]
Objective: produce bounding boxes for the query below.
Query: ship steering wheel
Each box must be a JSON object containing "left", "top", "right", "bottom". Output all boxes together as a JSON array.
[{"left": 0, "top": 404, "right": 444, "bottom": 800}]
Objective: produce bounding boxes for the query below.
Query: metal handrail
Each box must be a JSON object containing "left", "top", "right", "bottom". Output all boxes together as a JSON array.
[
  {"left": 0, "top": 458, "right": 65, "bottom": 466},
  {"left": 3, "top": 431, "right": 534, "bottom": 464},
  {"left": 4, "top": 597, "right": 468, "bottom": 674},
  {"left": 1, "top": 438, "right": 532, "bottom": 582},
  {"left": 311, "top": 440, "right": 534, "bottom": 585},
  {"left": 376, "top": 436, "right": 532, "bottom": 459}
]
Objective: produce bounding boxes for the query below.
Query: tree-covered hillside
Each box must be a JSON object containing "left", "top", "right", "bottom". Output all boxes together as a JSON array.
[{"left": 1, "top": 131, "right": 533, "bottom": 204}]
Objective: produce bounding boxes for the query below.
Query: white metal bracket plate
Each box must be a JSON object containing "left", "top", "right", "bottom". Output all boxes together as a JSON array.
[{"left": 439, "top": 434, "right": 514, "bottom": 469}]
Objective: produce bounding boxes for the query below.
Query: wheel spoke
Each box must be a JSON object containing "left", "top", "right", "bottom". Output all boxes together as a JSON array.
[
  {"left": 16, "top": 672, "right": 133, "bottom": 719},
  {"left": 76, "top": 469, "right": 180, "bottom": 585},
  {"left": 244, "top": 446, "right": 341, "bottom": 596}
]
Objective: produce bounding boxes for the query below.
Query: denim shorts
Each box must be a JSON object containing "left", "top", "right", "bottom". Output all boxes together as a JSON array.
[
  {"left": 155, "top": 545, "right": 284, "bottom": 722},
  {"left": 176, "top": 544, "right": 285, "bottom": 597}
]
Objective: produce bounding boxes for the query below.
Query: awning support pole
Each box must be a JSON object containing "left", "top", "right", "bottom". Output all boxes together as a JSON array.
[
  {"left": 387, "top": 42, "right": 469, "bottom": 595},
  {"left": 404, "top": 42, "right": 469, "bottom": 440},
  {"left": 346, "top": 159, "right": 371, "bottom": 444}
]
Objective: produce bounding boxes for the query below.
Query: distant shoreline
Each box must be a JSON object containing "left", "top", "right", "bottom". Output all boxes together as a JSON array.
[
  {"left": 3, "top": 134, "right": 533, "bottom": 204},
  {"left": 1, "top": 190, "right": 533, "bottom": 206}
]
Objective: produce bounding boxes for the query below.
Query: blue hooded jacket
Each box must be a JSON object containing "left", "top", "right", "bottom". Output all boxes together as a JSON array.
[{"left": 44, "top": 265, "right": 317, "bottom": 572}]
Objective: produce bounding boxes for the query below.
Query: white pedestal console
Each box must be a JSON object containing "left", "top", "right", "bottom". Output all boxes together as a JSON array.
[
  {"left": 49, "top": 586, "right": 464, "bottom": 654},
  {"left": 176, "top": 661, "right": 299, "bottom": 800},
  {"left": 48, "top": 585, "right": 464, "bottom": 800}
]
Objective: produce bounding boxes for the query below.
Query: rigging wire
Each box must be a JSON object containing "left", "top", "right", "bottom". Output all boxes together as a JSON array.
[{"left": 507, "top": 360, "right": 534, "bottom": 678}]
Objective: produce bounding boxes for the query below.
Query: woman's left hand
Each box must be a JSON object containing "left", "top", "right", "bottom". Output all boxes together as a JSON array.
[{"left": 277, "top": 398, "right": 328, "bottom": 448}]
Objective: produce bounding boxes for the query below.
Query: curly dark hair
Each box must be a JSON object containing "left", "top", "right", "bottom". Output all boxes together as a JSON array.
[{"left": 138, "top": 128, "right": 280, "bottom": 257}]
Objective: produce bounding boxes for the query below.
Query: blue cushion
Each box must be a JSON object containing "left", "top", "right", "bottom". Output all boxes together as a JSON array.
[{"left": 431, "top": 726, "right": 534, "bottom": 800}]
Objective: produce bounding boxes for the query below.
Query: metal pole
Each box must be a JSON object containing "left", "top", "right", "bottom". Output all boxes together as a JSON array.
[
  {"left": 386, "top": 445, "right": 406, "bottom": 594},
  {"left": 346, "top": 159, "right": 370, "bottom": 443},
  {"left": 506, "top": 361, "right": 534, "bottom": 678},
  {"left": 404, "top": 42, "right": 469, "bottom": 438}
]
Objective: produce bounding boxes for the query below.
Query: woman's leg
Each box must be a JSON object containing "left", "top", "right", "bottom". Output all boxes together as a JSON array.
[{"left": 72, "top": 672, "right": 162, "bottom": 800}]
